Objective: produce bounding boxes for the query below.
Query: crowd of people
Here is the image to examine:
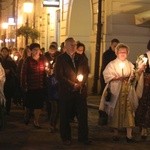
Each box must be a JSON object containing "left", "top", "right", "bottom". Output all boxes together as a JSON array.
[
  {"left": 0, "top": 37, "right": 90, "bottom": 145},
  {"left": 0, "top": 37, "right": 150, "bottom": 146},
  {"left": 99, "top": 39, "right": 150, "bottom": 143}
]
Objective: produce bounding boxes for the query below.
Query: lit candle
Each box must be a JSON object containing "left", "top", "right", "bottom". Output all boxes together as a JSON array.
[
  {"left": 10, "top": 54, "right": 14, "bottom": 59},
  {"left": 45, "top": 62, "right": 49, "bottom": 71},
  {"left": 77, "top": 74, "right": 84, "bottom": 82},
  {"left": 50, "top": 60, "right": 53, "bottom": 64},
  {"left": 14, "top": 56, "right": 18, "bottom": 61},
  {"left": 119, "top": 62, "right": 125, "bottom": 76},
  {"left": 45, "top": 62, "right": 49, "bottom": 67},
  {"left": 143, "top": 57, "right": 148, "bottom": 65}
]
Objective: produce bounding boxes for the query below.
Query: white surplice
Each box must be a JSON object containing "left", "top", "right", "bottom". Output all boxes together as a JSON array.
[{"left": 99, "top": 58, "right": 138, "bottom": 116}]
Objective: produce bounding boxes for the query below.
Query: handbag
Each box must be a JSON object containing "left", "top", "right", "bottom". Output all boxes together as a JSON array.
[
  {"left": 105, "top": 87, "right": 112, "bottom": 102},
  {"left": 98, "top": 110, "right": 108, "bottom": 126}
]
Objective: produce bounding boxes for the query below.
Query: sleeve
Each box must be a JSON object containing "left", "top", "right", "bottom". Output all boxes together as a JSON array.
[{"left": 103, "top": 62, "right": 116, "bottom": 83}]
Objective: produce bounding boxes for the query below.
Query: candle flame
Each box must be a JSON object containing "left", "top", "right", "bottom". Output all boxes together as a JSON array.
[
  {"left": 14, "top": 56, "right": 18, "bottom": 61},
  {"left": 50, "top": 60, "right": 53, "bottom": 64},
  {"left": 77, "top": 74, "right": 83, "bottom": 82},
  {"left": 45, "top": 62, "right": 49, "bottom": 67},
  {"left": 119, "top": 62, "right": 125, "bottom": 69},
  {"left": 10, "top": 54, "right": 14, "bottom": 58}
]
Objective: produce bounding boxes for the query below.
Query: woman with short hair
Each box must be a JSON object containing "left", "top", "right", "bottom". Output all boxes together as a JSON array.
[{"left": 99, "top": 43, "right": 138, "bottom": 142}]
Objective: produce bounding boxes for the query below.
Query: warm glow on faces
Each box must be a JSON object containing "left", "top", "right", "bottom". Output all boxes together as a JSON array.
[
  {"left": 117, "top": 48, "right": 128, "bottom": 61},
  {"left": 76, "top": 46, "right": 84, "bottom": 54},
  {"left": 65, "top": 40, "right": 76, "bottom": 55}
]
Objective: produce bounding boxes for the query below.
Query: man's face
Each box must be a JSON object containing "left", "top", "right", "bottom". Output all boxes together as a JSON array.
[
  {"left": 111, "top": 42, "right": 119, "bottom": 51},
  {"left": 65, "top": 40, "right": 76, "bottom": 55}
]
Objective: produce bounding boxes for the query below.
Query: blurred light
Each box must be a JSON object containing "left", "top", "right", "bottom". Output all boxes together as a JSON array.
[
  {"left": 12, "top": 39, "right": 16, "bottom": 42},
  {"left": 23, "top": 2, "right": 33, "bottom": 13},
  {"left": 5, "top": 39, "right": 11, "bottom": 43},
  {"left": 8, "top": 18, "right": 16, "bottom": 25},
  {"left": 2, "top": 22, "right": 8, "bottom": 29},
  {"left": 0, "top": 40, "right": 3, "bottom": 43},
  {"left": 18, "top": 16, "right": 23, "bottom": 25}
]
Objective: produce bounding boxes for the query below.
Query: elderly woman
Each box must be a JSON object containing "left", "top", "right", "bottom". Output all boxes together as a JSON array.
[{"left": 99, "top": 43, "right": 138, "bottom": 143}]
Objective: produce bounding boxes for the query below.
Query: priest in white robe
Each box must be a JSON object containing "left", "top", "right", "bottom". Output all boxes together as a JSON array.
[{"left": 99, "top": 43, "right": 138, "bottom": 143}]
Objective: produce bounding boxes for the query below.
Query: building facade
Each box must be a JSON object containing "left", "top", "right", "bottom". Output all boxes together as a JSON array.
[{"left": 0, "top": 0, "right": 150, "bottom": 93}]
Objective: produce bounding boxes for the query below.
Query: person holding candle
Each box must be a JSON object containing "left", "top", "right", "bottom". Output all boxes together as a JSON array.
[
  {"left": 54, "top": 37, "right": 90, "bottom": 145},
  {"left": 99, "top": 43, "right": 138, "bottom": 143},
  {"left": 44, "top": 43, "right": 60, "bottom": 133},
  {"left": 21, "top": 43, "right": 47, "bottom": 128},
  {"left": 69, "top": 41, "right": 89, "bottom": 123},
  {"left": 135, "top": 40, "right": 150, "bottom": 140}
]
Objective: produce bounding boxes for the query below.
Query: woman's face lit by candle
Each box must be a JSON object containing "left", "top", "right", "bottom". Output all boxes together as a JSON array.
[{"left": 117, "top": 48, "right": 128, "bottom": 61}]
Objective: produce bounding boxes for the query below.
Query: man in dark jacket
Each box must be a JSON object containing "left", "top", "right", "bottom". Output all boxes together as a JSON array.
[
  {"left": 55, "top": 37, "right": 90, "bottom": 145},
  {"left": 99, "top": 38, "right": 120, "bottom": 95}
]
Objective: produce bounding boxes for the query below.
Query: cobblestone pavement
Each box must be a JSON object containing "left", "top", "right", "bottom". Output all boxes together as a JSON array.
[{"left": 0, "top": 96, "right": 150, "bottom": 150}]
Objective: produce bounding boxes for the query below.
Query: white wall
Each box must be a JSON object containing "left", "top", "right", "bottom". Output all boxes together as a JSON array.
[{"left": 104, "top": 0, "right": 150, "bottom": 63}]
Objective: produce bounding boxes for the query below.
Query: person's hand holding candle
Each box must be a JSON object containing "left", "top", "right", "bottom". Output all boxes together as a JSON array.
[
  {"left": 14, "top": 55, "right": 18, "bottom": 61},
  {"left": 74, "top": 74, "right": 84, "bottom": 92}
]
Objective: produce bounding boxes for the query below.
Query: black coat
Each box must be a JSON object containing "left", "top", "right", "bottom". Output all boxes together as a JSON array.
[{"left": 54, "top": 52, "right": 89, "bottom": 98}]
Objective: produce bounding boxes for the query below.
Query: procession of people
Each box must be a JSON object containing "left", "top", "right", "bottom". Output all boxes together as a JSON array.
[{"left": 0, "top": 38, "right": 150, "bottom": 146}]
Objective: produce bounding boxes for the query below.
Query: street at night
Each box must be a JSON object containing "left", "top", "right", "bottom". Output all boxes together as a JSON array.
[{"left": 0, "top": 96, "right": 150, "bottom": 150}]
